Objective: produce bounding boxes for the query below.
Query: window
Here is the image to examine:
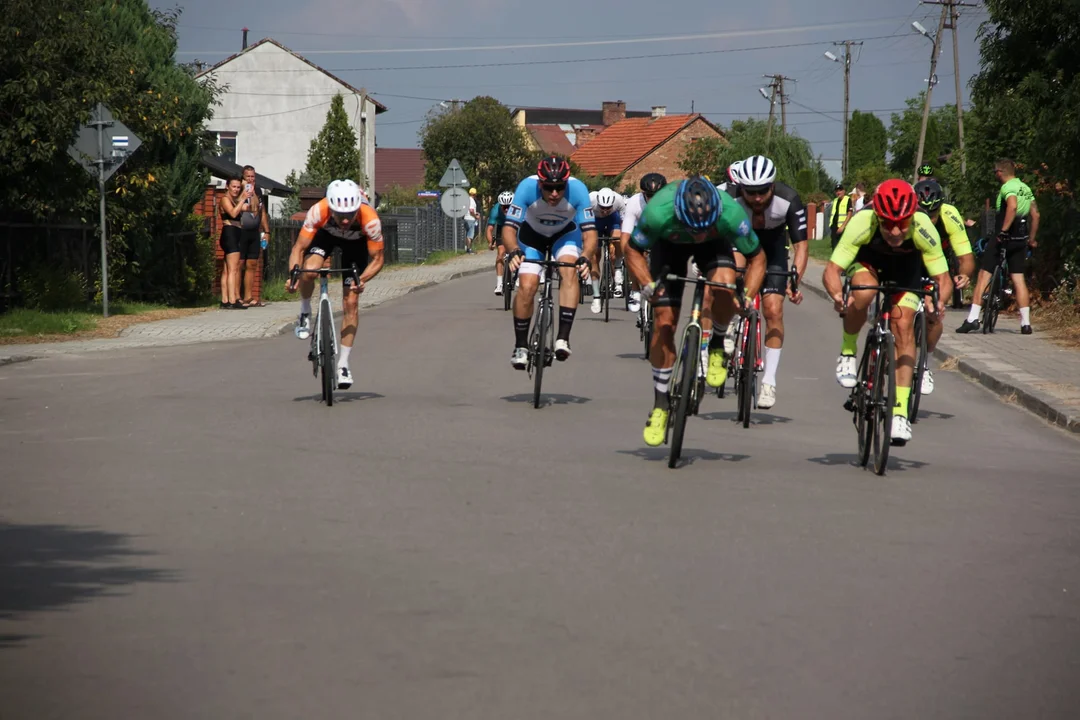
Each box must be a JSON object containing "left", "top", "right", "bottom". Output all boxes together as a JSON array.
[{"left": 216, "top": 131, "right": 237, "bottom": 164}]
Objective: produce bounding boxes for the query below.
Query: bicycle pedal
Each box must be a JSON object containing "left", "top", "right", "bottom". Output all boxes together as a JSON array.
[
  {"left": 307, "top": 351, "right": 315, "bottom": 362},
  {"left": 843, "top": 397, "right": 855, "bottom": 412}
]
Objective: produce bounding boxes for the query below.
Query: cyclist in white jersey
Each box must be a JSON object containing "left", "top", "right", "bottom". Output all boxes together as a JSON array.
[{"left": 620, "top": 173, "right": 668, "bottom": 314}]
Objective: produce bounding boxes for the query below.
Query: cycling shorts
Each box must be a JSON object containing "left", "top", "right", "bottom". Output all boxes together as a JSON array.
[
  {"left": 517, "top": 223, "right": 582, "bottom": 277},
  {"left": 648, "top": 239, "right": 736, "bottom": 309},
  {"left": 305, "top": 229, "right": 370, "bottom": 288}
]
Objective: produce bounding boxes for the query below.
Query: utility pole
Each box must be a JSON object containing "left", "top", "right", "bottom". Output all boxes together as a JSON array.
[
  {"left": 762, "top": 74, "right": 795, "bottom": 145},
  {"left": 924, "top": 0, "right": 977, "bottom": 176},
  {"left": 827, "top": 42, "right": 861, "bottom": 182},
  {"left": 763, "top": 78, "right": 778, "bottom": 147},
  {"left": 914, "top": 6, "right": 948, "bottom": 181}
]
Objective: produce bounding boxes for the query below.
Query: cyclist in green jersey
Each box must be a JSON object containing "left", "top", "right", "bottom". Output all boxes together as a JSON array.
[
  {"left": 488, "top": 190, "right": 513, "bottom": 295},
  {"left": 957, "top": 158, "right": 1041, "bottom": 335},
  {"left": 625, "top": 176, "right": 766, "bottom": 446}
]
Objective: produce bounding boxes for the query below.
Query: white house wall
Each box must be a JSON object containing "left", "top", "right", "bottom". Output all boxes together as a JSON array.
[{"left": 202, "top": 43, "right": 376, "bottom": 212}]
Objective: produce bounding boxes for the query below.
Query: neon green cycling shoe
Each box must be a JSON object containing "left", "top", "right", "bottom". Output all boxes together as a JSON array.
[
  {"left": 706, "top": 348, "right": 728, "bottom": 388},
  {"left": 643, "top": 407, "right": 669, "bottom": 447}
]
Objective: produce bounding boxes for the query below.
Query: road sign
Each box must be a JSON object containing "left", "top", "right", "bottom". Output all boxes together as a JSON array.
[
  {"left": 437, "top": 159, "right": 470, "bottom": 188},
  {"left": 416, "top": 190, "right": 441, "bottom": 199},
  {"left": 440, "top": 187, "right": 469, "bottom": 219},
  {"left": 67, "top": 104, "right": 142, "bottom": 182}
]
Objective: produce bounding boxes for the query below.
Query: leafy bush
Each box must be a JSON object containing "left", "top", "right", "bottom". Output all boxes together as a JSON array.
[{"left": 17, "top": 264, "right": 88, "bottom": 311}]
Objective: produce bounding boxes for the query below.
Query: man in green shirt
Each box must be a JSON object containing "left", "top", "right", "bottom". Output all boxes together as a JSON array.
[
  {"left": 957, "top": 158, "right": 1041, "bottom": 334},
  {"left": 625, "top": 176, "right": 766, "bottom": 446}
]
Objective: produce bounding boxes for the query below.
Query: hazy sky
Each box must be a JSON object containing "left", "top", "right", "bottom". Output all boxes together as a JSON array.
[{"left": 160, "top": 0, "right": 988, "bottom": 177}]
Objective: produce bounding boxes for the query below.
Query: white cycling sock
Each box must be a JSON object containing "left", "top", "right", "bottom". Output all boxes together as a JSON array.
[
  {"left": 653, "top": 366, "right": 674, "bottom": 393},
  {"left": 591, "top": 279, "right": 601, "bottom": 296},
  {"left": 1020, "top": 307, "right": 1031, "bottom": 325},
  {"left": 966, "top": 304, "right": 981, "bottom": 323},
  {"left": 338, "top": 345, "right": 351, "bottom": 367},
  {"left": 763, "top": 347, "right": 781, "bottom": 386},
  {"left": 300, "top": 297, "right": 312, "bottom": 315}
]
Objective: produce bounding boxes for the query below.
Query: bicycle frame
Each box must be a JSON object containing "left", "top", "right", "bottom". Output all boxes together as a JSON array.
[
  {"left": 289, "top": 263, "right": 359, "bottom": 405},
  {"left": 519, "top": 254, "right": 580, "bottom": 408}
]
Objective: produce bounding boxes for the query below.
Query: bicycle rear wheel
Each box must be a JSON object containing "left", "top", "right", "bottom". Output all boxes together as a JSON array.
[
  {"left": 531, "top": 300, "right": 549, "bottom": 409},
  {"left": 982, "top": 267, "right": 1002, "bottom": 333},
  {"left": 855, "top": 344, "right": 873, "bottom": 467},
  {"left": 602, "top": 254, "right": 613, "bottom": 322},
  {"left": 669, "top": 325, "right": 701, "bottom": 469},
  {"left": 641, "top": 300, "right": 652, "bottom": 360},
  {"left": 910, "top": 308, "right": 927, "bottom": 422},
  {"left": 738, "top": 312, "right": 758, "bottom": 428},
  {"left": 872, "top": 333, "right": 896, "bottom": 475},
  {"left": 320, "top": 309, "right": 335, "bottom": 407}
]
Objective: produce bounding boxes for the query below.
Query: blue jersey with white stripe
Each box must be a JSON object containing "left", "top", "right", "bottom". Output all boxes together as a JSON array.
[
  {"left": 594, "top": 211, "right": 622, "bottom": 238},
  {"left": 505, "top": 177, "right": 596, "bottom": 238}
]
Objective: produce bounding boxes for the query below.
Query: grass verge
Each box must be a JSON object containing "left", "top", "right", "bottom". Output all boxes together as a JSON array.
[
  {"left": 0, "top": 302, "right": 206, "bottom": 344},
  {"left": 807, "top": 238, "right": 833, "bottom": 263}
]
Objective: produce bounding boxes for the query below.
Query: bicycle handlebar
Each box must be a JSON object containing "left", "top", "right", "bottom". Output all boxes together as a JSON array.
[
  {"left": 519, "top": 258, "right": 581, "bottom": 269},
  {"left": 289, "top": 263, "right": 360, "bottom": 285},
  {"left": 841, "top": 276, "right": 940, "bottom": 315},
  {"left": 733, "top": 263, "right": 800, "bottom": 294}
]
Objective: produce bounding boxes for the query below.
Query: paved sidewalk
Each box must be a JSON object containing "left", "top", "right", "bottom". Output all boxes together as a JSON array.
[
  {"left": 0, "top": 252, "right": 493, "bottom": 363},
  {"left": 801, "top": 258, "right": 1080, "bottom": 433}
]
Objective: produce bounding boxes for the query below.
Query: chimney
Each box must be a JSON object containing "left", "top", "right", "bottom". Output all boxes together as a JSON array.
[
  {"left": 651, "top": 106, "right": 667, "bottom": 118},
  {"left": 602, "top": 101, "right": 626, "bottom": 126},
  {"left": 575, "top": 127, "right": 599, "bottom": 148},
  {"left": 242, "top": 27, "right": 249, "bottom": 50}
]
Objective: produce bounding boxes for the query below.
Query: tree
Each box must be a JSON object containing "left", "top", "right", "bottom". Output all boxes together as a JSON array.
[
  {"left": 886, "top": 94, "right": 959, "bottom": 178},
  {"left": 679, "top": 118, "right": 832, "bottom": 190},
  {"left": 420, "top": 96, "right": 536, "bottom": 208},
  {"left": 280, "top": 95, "right": 361, "bottom": 217},
  {"left": 848, "top": 110, "right": 887, "bottom": 177}
]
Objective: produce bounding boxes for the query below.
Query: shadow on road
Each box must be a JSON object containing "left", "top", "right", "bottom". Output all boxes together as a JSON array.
[
  {"left": 615, "top": 353, "right": 648, "bottom": 360},
  {"left": 913, "top": 410, "right": 955, "bottom": 421},
  {"left": 0, "top": 521, "right": 176, "bottom": 649},
  {"left": 501, "top": 393, "right": 591, "bottom": 407},
  {"left": 292, "top": 392, "right": 385, "bottom": 403},
  {"left": 697, "top": 410, "right": 793, "bottom": 426},
  {"left": 806, "top": 453, "right": 930, "bottom": 472},
  {"left": 618, "top": 447, "right": 750, "bottom": 465}
]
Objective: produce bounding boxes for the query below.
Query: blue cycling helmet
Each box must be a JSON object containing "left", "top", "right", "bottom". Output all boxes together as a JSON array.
[{"left": 674, "top": 176, "right": 721, "bottom": 230}]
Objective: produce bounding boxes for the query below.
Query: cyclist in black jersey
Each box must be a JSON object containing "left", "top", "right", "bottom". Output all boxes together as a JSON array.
[{"left": 732, "top": 155, "right": 808, "bottom": 410}]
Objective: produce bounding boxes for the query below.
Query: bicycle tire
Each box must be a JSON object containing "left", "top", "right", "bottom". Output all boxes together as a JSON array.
[
  {"left": 642, "top": 303, "right": 652, "bottom": 360},
  {"left": 669, "top": 325, "right": 701, "bottom": 469},
  {"left": 320, "top": 308, "right": 335, "bottom": 407},
  {"left": 982, "top": 267, "right": 1002, "bottom": 333},
  {"left": 872, "top": 332, "right": 896, "bottom": 475},
  {"left": 531, "top": 299, "right": 548, "bottom": 409},
  {"left": 989, "top": 267, "right": 1004, "bottom": 332},
  {"left": 910, "top": 308, "right": 927, "bottom": 423},
  {"left": 602, "top": 252, "right": 613, "bottom": 323},
  {"left": 855, "top": 344, "right": 873, "bottom": 467},
  {"left": 503, "top": 263, "right": 513, "bottom": 311},
  {"left": 739, "top": 312, "right": 758, "bottom": 429}
]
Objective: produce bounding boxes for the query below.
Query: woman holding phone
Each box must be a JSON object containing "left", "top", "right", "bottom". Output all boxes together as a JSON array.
[
  {"left": 240, "top": 165, "right": 270, "bottom": 306},
  {"left": 218, "top": 177, "right": 247, "bottom": 309}
]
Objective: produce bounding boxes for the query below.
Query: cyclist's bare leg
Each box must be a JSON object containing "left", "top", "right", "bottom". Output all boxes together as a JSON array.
[
  {"left": 514, "top": 273, "right": 539, "bottom": 319},
  {"left": 495, "top": 244, "right": 506, "bottom": 279},
  {"left": 1012, "top": 273, "right": 1030, "bottom": 312},
  {"left": 762, "top": 293, "right": 785, "bottom": 349},
  {"left": 843, "top": 268, "right": 878, "bottom": 339},
  {"left": 891, "top": 305, "right": 917, "bottom": 391},
  {"left": 927, "top": 309, "right": 944, "bottom": 352},
  {"left": 706, "top": 266, "right": 739, "bottom": 328},
  {"left": 296, "top": 252, "right": 326, "bottom": 303},
  {"left": 557, "top": 263, "right": 581, "bottom": 308},
  {"left": 340, "top": 282, "right": 360, "bottom": 350},
  {"left": 650, "top": 305, "right": 680, "bottom": 370},
  {"left": 970, "top": 269, "right": 993, "bottom": 307}
]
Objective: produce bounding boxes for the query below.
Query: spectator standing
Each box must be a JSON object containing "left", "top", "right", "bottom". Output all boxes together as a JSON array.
[
  {"left": 828, "top": 182, "right": 853, "bottom": 249},
  {"left": 239, "top": 165, "right": 271, "bottom": 307},
  {"left": 218, "top": 177, "right": 247, "bottom": 309},
  {"left": 852, "top": 182, "right": 869, "bottom": 212},
  {"left": 465, "top": 187, "right": 479, "bottom": 254}
]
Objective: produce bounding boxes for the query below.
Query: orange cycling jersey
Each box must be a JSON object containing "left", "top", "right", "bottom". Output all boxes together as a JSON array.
[{"left": 299, "top": 198, "right": 384, "bottom": 255}]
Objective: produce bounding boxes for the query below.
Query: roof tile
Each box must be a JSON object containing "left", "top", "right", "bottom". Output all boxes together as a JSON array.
[{"left": 571, "top": 114, "right": 701, "bottom": 176}]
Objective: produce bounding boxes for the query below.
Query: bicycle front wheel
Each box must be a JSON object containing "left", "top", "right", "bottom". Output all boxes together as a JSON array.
[
  {"left": 855, "top": 345, "right": 873, "bottom": 467},
  {"left": 910, "top": 309, "right": 927, "bottom": 422},
  {"left": 532, "top": 300, "right": 551, "bottom": 409},
  {"left": 669, "top": 325, "right": 701, "bottom": 469},
  {"left": 982, "top": 267, "right": 1002, "bottom": 333},
  {"left": 320, "top": 309, "right": 335, "bottom": 407},
  {"left": 602, "top": 255, "right": 613, "bottom": 323},
  {"left": 871, "top": 333, "right": 896, "bottom": 475},
  {"left": 503, "top": 264, "right": 513, "bottom": 311},
  {"left": 738, "top": 312, "right": 759, "bottom": 429}
]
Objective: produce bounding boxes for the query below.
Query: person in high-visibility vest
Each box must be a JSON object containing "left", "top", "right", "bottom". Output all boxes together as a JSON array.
[{"left": 828, "top": 182, "right": 853, "bottom": 249}]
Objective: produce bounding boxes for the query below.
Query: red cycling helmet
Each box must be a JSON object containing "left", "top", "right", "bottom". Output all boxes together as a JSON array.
[
  {"left": 873, "top": 179, "right": 918, "bottom": 222},
  {"left": 537, "top": 156, "right": 571, "bottom": 184}
]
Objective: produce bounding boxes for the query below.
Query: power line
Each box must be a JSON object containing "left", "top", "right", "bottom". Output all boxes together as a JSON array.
[{"left": 201, "top": 34, "right": 908, "bottom": 73}]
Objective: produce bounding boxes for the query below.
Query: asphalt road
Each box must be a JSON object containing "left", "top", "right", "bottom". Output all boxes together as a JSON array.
[{"left": 2, "top": 273, "right": 1079, "bottom": 719}]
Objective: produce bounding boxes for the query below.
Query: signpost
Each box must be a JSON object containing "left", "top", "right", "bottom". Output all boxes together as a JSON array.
[
  {"left": 438, "top": 160, "right": 470, "bottom": 253},
  {"left": 67, "top": 103, "right": 141, "bottom": 317}
]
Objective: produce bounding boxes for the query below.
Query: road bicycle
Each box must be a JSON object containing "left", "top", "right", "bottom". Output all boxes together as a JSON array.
[
  {"left": 501, "top": 257, "right": 515, "bottom": 311},
  {"left": 720, "top": 265, "right": 799, "bottom": 430},
  {"left": 597, "top": 235, "right": 618, "bottom": 322},
  {"left": 909, "top": 278, "right": 938, "bottom": 423},
  {"left": 520, "top": 253, "right": 583, "bottom": 409},
  {"left": 289, "top": 263, "right": 359, "bottom": 407},
  {"left": 841, "top": 277, "right": 937, "bottom": 475},
  {"left": 661, "top": 269, "right": 741, "bottom": 469}
]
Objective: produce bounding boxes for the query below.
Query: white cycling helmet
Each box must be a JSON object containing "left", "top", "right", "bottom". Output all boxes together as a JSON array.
[
  {"left": 498, "top": 190, "right": 514, "bottom": 205},
  {"left": 326, "top": 179, "right": 363, "bottom": 214},
  {"left": 740, "top": 155, "right": 777, "bottom": 187},
  {"left": 727, "top": 160, "right": 745, "bottom": 185},
  {"left": 596, "top": 187, "right": 618, "bottom": 209}
]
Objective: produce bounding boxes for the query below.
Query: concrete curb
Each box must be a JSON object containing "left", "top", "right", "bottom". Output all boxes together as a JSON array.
[
  {"left": 799, "top": 258, "right": 1080, "bottom": 434},
  {"left": 0, "top": 355, "right": 35, "bottom": 366},
  {"left": 271, "top": 263, "right": 491, "bottom": 337}
]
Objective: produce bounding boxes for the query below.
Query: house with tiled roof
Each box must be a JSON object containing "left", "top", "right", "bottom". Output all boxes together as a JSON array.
[
  {"left": 196, "top": 32, "right": 388, "bottom": 209},
  {"left": 512, "top": 102, "right": 654, "bottom": 156},
  {"left": 571, "top": 108, "right": 725, "bottom": 190},
  {"left": 374, "top": 148, "right": 426, "bottom": 195}
]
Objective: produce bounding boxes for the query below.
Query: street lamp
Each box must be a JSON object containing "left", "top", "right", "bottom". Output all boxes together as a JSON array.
[
  {"left": 824, "top": 51, "right": 839, "bottom": 62},
  {"left": 759, "top": 87, "right": 772, "bottom": 102},
  {"left": 912, "top": 21, "right": 931, "bottom": 38},
  {"left": 912, "top": 14, "right": 944, "bottom": 179}
]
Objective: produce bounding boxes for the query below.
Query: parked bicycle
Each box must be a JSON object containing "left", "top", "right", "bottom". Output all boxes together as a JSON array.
[
  {"left": 289, "top": 263, "right": 360, "bottom": 407},
  {"left": 841, "top": 276, "right": 938, "bottom": 475}
]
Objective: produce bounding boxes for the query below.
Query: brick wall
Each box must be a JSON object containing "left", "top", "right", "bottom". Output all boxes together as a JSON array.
[{"left": 623, "top": 118, "right": 724, "bottom": 191}]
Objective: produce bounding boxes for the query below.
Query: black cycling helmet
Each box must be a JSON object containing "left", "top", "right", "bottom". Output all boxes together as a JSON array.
[
  {"left": 674, "top": 176, "right": 721, "bottom": 230},
  {"left": 537, "top": 156, "right": 571, "bottom": 185},
  {"left": 913, "top": 179, "right": 944, "bottom": 212},
  {"left": 639, "top": 172, "right": 667, "bottom": 198},
  {"left": 918, "top": 163, "right": 934, "bottom": 178}
]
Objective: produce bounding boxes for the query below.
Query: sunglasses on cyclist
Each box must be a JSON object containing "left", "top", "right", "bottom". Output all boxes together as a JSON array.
[
  {"left": 331, "top": 211, "right": 356, "bottom": 224},
  {"left": 741, "top": 184, "right": 773, "bottom": 197},
  {"left": 540, "top": 183, "right": 566, "bottom": 192},
  {"left": 879, "top": 217, "right": 911, "bottom": 234}
]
